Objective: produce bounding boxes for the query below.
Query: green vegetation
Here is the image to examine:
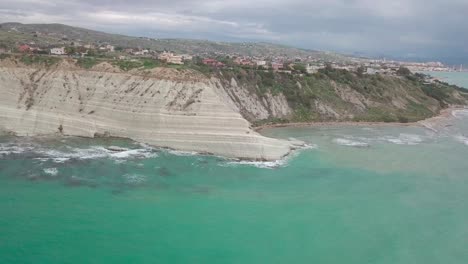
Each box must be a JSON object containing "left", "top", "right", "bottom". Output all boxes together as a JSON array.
[
  {"left": 76, "top": 57, "right": 98, "bottom": 69},
  {"left": 142, "top": 59, "right": 161, "bottom": 69},
  {"left": 20, "top": 55, "right": 60, "bottom": 67},
  {"left": 0, "top": 53, "right": 10, "bottom": 60},
  {"left": 396, "top": 66, "right": 411, "bottom": 76},
  {"left": 218, "top": 66, "right": 467, "bottom": 123},
  {"left": 113, "top": 60, "right": 143, "bottom": 71},
  {"left": 112, "top": 58, "right": 162, "bottom": 71}
]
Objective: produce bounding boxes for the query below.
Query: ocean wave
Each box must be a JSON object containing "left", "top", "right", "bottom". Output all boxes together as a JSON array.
[
  {"left": 380, "top": 134, "right": 424, "bottom": 145},
  {"left": 43, "top": 168, "right": 58, "bottom": 176},
  {"left": 333, "top": 138, "right": 369, "bottom": 147},
  {"left": 302, "top": 143, "right": 319, "bottom": 150},
  {"left": 1, "top": 142, "right": 157, "bottom": 162},
  {"left": 223, "top": 159, "right": 287, "bottom": 169},
  {"left": 123, "top": 174, "right": 147, "bottom": 184},
  {"left": 452, "top": 109, "right": 468, "bottom": 118},
  {"left": 221, "top": 144, "right": 317, "bottom": 169},
  {"left": 166, "top": 149, "right": 201, "bottom": 156},
  {"left": 0, "top": 143, "right": 36, "bottom": 156},
  {"left": 454, "top": 135, "right": 468, "bottom": 146}
]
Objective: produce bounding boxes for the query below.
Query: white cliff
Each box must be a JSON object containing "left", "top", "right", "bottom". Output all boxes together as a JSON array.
[{"left": 0, "top": 61, "right": 300, "bottom": 160}]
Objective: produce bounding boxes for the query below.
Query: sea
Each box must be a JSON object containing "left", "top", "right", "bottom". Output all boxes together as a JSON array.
[
  {"left": 1, "top": 73, "right": 468, "bottom": 263},
  {"left": 420, "top": 71, "right": 468, "bottom": 89}
]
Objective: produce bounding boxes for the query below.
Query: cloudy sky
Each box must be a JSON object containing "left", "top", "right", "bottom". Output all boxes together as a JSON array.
[{"left": 1, "top": 0, "right": 467, "bottom": 63}]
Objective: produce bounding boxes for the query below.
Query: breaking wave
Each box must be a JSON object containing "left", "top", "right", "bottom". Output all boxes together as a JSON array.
[
  {"left": 222, "top": 143, "right": 317, "bottom": 169},
  {"left": 0, "top": 143, "right": 36, "bottom": 156},
  {"left": 381, "top": 134, "right": 424, "bottom": 145},
  {"left": 43, "top": 168, "right": 58, "bottom": 176},
  {"left": 454, "top": 135, "right": 468, "bottom": 146},
  {"left": 37, "top": 146, "right": 158, "bottom": 161},
  {"left": 452, "top": 109, "right": 468, "bottom": 118},
  {"left": 222, "top": 159, "right": 287, "bottom": 169},
  {"left": 166, "top": 149, "right": 200, "bottom": 156},
  {"left": 123, "top": 174, "right": 147, "bottom": 184},
  {"left": 1, "top": 142, "right": 157, "bottom": 162},
  {"left": 333, "top": 138, "right": 369, "bottom": 147}
]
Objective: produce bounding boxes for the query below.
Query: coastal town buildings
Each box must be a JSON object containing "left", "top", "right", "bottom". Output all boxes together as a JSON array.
[
  {"left": 50, "top": 47, "right": 66, "bottom": 55},
  {"left": 203, "top": 58, "right": 225, "bottom": 68},
  {"left": 271, "top": 62, "right": 284, "bottom": 71},
  {"left": 18, "top": 44, "right": 31, "bottom": 53},
  {"left": 158, "top": 52, "right": 184, "bottom": 65},
  {"left": 255, "top": 60, "right": 267, "bottom": 67},
  {"left": 306, "top": 64, "right": 323, "bottom": 74}
]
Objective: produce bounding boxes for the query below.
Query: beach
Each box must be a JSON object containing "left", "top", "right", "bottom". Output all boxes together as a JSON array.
[{"left": 255, "top": 106, "right": 466, "bottom": 132}]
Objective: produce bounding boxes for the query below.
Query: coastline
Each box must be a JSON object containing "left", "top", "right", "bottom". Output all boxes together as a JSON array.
[{"left": 254, "top": 107, "right": 466, "bottom": 132}]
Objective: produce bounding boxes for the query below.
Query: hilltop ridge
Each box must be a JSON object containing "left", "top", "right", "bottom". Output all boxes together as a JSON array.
[{"left": 0, "top": 22, "right": 351, "bottom": 61}]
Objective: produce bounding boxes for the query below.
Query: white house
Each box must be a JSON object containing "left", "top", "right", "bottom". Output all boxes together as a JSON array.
[
  {"left": 106, "top": 45, "right": 115, "bottom": 52},
  {"left": 159, "top": 51, "right": 184, "bottom": 65},
  {"left": 50, "top": 47, "right": 66, "bottom": 55},
  {"left": 255, "top": 60, "right": 267, "bottom": 67},
  {"left": 306, "top": 64, "right": 323, "bottom": 74}
]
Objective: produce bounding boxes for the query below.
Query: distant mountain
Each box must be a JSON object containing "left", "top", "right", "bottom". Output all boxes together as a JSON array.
[{"left": 0, "top": 22, "right": 352, "bottom": 61}]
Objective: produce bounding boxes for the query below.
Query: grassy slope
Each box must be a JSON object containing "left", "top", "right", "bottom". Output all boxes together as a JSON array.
[{"left": 219, "top": 67, "right": 468, "bottom": 124}]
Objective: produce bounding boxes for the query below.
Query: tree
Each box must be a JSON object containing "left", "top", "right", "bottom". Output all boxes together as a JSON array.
[
  {"left": 65, "top": 46, "right": 76, "bottom": 55},
  {"left": 293, "top": 64, "right": 307, "bottom": 74},
  {"left": 356, "top": 66, "right": 365, "bottom": 77},
  {"left": 86, "top": 49, "right": 97, "bottom": 57},
  {"left": 396, "top": 66, "right": 411, "bottom": 76}
]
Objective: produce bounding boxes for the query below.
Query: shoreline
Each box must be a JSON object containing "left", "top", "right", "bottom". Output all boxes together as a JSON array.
[{"left": 254, "top": 107, "right": 466, "bottom": 132}]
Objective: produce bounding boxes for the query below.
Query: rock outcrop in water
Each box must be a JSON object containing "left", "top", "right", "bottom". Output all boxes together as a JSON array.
[{"left": 0, "top": 59, "right": 301, "bottom": 161}]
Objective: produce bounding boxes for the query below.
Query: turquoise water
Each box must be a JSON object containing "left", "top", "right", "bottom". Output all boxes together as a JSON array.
[
  {"left": 2, "top": 111, "right": 468, "bottom": 263},
  {"left": 420, "top": 71, "right": 468, "bottom": 89}
]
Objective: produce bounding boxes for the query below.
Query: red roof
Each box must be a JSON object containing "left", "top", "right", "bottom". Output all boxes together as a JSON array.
[{"left": 18, "top": 44, "right": 31, "bottom": 53}]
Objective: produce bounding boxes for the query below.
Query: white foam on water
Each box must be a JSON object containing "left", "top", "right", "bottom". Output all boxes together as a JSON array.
[
  {"left": 452, "top": 109, "right": 468, "bottom": 118},
  {"left": 223, "top": 159, "right": 287, "bottom": 169},
  {"left": 0, "top": 143, "right": 36, "bottom": 156},
  {"left": 43, "top": 168, "right": 58, "bottom": 176},
  {"left": 302, "top": 143, "right": 319, "bottom": 150},
  {"left": 381, "top": 134, "right": 424, "bottom": 145},
  {"left": 123, "top": 174, "right": 147, "bottom": 184},
  {"left": 52, "top": 157, "right": 70, "bottom": 163},
  {"left": 36, "top": 146, "right": 157, "bottom": 162},
  {"left": 166, "top": 149, "right": 200, "bottom": 156},
  {"left": 109, "top": 148, "right": 157, "bottom": 159},
  {"left": 454, "top": 135, "right": 468, "bottom": 146},
  {"left": 222, "top": 144, "right": 317, "bottom": 169},
  {"left": 333, "top": 138, "right": 369, "bottom": 147}
]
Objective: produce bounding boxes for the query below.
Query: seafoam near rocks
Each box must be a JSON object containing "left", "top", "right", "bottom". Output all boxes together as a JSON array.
[{"left": 0, "top": 63, "right": 300, "bottom": 160}]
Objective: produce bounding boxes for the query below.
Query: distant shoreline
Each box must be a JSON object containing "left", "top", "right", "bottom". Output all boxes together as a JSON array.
[{"left": 255, "top": 107, "right": 466, "bottom": 132}]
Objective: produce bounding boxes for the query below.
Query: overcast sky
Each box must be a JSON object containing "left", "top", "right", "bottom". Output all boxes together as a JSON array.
[{"left": 1, "top": 0, "right": 467, "bottom": 63}]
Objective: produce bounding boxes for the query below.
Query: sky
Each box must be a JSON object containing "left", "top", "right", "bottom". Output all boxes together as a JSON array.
[{"left": 0, "top": 0, "right": 467, "bottom": 64}]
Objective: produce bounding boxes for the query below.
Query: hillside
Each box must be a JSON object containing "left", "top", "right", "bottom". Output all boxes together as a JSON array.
[
  {"left": 217, "top": 67, "right": 468, "bottom": 124},
  {"left": 0, "top": 22, "right": 351, "bottom": 61}
]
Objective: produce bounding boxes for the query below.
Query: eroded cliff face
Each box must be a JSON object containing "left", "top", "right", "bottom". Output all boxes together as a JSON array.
[
  {"left": 0, "top": 62, "right": 298, "bottom": 160},
  {"left": 218, "top": 77, "right": 293, "bottom": 121},
  {"left": 218, "top": 68, "right": 468, "bottom": 123}
]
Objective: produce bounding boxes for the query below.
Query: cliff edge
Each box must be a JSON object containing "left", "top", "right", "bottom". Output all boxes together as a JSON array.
[{"left": 0, "top": 59, "right": 301, "bottom": 161}]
